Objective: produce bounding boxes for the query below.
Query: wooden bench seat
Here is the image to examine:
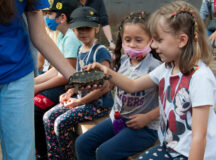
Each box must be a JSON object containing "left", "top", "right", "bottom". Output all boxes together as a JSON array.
[{"left": 75, "top": 116, "right": 109, "bottom": 135}]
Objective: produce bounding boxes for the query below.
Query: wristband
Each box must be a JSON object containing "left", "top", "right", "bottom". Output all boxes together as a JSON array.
[{"left": 109, "top": 40, "right": 115, "bottom": 44}]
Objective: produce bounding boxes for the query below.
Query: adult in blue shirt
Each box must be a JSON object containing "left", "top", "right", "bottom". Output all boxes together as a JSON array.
[
  {"left": 0, "top": 0, "right": 76, "bottom": 159},
  {"left": 200, "top": 0, "right": 216, "bottom": 47}
]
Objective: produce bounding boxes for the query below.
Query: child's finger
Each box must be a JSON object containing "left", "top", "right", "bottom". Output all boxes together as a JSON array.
[
  {"left": 128, "top": 115, "right": 136, "bottom": 119},
  {"left": 82, "top": 63, "right": 95, "bottom": 71},
  {"left": 125, "top": 119, "right": 134, "bottom": 125},
  {"left": 82, "top": 65, "right": 88, "bottom": 71},
  {"left": 64, "top": 101, "right": 72, "bottom": 107}
]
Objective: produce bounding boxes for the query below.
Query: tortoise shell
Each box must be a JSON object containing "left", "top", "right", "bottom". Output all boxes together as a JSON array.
[{"left": 65, "top": 69, "right": 111, "bottom": 91}]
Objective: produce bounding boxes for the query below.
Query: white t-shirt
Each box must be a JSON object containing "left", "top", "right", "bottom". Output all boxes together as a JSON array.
[
  {"left": 149, "top": 61, "right": 216, "bottom": 159},
  {"left": 110, "top": 54, "right": 161, "bottom": 130}
]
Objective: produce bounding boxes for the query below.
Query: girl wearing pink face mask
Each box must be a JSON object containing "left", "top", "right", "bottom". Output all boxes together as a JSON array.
[{"left": 75, "top": 11, "right": 161, "bottom": 160}]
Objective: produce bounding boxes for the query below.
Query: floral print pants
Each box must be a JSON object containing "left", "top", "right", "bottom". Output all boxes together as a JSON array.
[{"left": 43, "top": 103, "right": 109, "bottom": 160}]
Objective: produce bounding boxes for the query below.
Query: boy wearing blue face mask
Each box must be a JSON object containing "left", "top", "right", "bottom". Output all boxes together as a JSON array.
[{"left": 34, "top": 0, "right": 82, "bottom": 159}]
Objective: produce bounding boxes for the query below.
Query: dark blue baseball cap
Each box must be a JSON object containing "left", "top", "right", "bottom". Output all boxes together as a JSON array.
[
  {"left": 70, "top": 6, "right": 99, "bottom": 28},
  {"left": 43, "top": 0, "right": 78, "bottom": 13}
]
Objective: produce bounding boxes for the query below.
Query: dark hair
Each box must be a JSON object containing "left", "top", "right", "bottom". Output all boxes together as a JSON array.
[
  {"left": 113, "top": 11, "right": 152, "bottom": 71},
  {"left": 56, "top": 11, "right": 71, "bottom": 23},
  {"left": 0, "top": 0, "right": 15, "bottom": 25},
  {"left": 0, "top": 0, "right": 36, "bottom": 25}
]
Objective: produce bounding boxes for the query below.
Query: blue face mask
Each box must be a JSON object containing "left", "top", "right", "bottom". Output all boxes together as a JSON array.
[{"left": 45, "top": 17, "right": 60, "bottom": 31}]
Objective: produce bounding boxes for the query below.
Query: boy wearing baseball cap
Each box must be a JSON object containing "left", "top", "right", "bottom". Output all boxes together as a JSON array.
[{"left": 34, "top": 0, "right": 82, "bottom": 159}]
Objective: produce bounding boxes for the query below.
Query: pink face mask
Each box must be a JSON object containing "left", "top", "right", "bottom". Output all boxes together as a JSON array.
[{"left": 122, "top": 41, "right": 152, "bottom": 60}]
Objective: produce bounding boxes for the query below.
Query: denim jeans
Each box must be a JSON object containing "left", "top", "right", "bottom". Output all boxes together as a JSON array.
[
  {"left": 75, "top": 118, "right": 158, "bottom": 160},
  {"left": 0, "top": 72, "right": 34, "bottom": 160}
]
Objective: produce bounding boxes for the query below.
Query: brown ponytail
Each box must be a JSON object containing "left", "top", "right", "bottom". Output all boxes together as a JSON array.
[
  {"left": 0, "top": 0, "right": 36, "bottom": 25},
  {"left": 0, "top": 0, "right": 15, "bottom": 25}
]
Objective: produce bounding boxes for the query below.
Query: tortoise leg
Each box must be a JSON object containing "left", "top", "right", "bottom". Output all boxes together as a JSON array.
[{"left": 100, "top": 80, "right": 108, "bottom": 91}]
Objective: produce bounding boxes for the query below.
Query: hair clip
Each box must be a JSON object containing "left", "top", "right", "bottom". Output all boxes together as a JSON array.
[
  {"left": 171, "top": 7, "right": 195, "bottom": 18},
  {"left": 193, "top": 64, "right": 199, "bottom": 70},
  {"left": 171, "top": 12, "right": 177, "bottom": 18},
  {"left": 171, "top": 7, "right": 198, "bottom": 43}
]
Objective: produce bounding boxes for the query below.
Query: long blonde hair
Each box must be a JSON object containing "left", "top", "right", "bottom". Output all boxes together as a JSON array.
[{"left": 149, "top": 1, "right": 211, "bottom": 74}]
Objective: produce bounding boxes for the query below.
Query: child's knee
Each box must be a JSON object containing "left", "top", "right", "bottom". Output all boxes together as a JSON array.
[
  {"left": 96, "top": 146, "right": 111, "bottom": 160},
  {"left": 75, "top": 135, "right": 84, "bottom": 152},
  {"left": 42, "top": 110, "right": 50, "bottom": 124},
  {"left": 54, "top": 118, "right": 61, "bottom": 135}
]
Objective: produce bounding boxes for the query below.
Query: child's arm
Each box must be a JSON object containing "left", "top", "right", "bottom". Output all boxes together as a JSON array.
[
  {"left": 188, "top": 105, "right": 210, "bottom": 160},
  {"left": 34, "top": 74, "right": 68, "bottom": 95},
  {"left": 126, "top": 107, "right": 160, "bottom": 129},
  {"left": 84, "top": 62, "right": 157, "bottom": 93},
  {"left": 34, "top": 67, "right": 58, "bottom": 84}
]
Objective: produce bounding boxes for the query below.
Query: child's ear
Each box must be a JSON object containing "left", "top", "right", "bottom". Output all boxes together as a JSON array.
[
  {"left": 95, "top": 24, "right": 100, "bottom": 34},
  {"left": 60, "top": 13, "right": 67, "bottom": 23},
  {"left": 177, "top": 33, "right": 188, "bottom": 48}
]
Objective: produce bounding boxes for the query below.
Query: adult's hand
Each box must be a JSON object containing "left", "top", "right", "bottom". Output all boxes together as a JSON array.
[{"left": 209, "top": 31, "right": 216, "bottom": 47}]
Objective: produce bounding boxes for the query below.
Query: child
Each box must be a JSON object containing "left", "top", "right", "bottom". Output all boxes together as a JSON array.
[
  {"left": 43, "top": 6, "right": 114, "bottom": 160},
  {"left": 85, "top": 1, "right": 216, "bottom": 160},
  {"left": 34, "top": 0, "right": 81, "bottom": 159},
  {"left": 75, "top": 11, "right": 161, "bottom": 160}
]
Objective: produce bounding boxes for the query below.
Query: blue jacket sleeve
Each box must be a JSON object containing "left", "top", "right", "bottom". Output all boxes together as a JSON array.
[{"left": 200, "top": 0, "right": 210, "bottom": 20}]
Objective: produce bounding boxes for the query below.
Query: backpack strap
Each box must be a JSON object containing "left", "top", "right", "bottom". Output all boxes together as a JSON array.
[{"left": 92, "top": 44, "right": 107, "bottom": 62}]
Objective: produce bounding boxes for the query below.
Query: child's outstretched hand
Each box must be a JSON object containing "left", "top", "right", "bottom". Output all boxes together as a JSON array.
[
  {"left": 81, "top": 62, "right": 109, "bottom": 90},
  {"left": 59, "top": 88, "right": 75, "bottom": 104},
  {"left": 126, "top": 114, "right": 148, "bottom": 130},
  {"left": 83, "top": 62, "right": 108, "bottom": 74},
  {"left": 64, "top": 97, "right": 81, "bottom": 108}
]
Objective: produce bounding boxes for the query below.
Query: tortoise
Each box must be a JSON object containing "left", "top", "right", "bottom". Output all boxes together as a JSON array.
[{"left": 65, "top": 69, "right": 112, "bottom": 92}]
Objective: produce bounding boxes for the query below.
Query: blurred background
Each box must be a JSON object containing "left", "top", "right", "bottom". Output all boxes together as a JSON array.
[{"left": 99, "top": 0, "right": 203, "bottom": 44}]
